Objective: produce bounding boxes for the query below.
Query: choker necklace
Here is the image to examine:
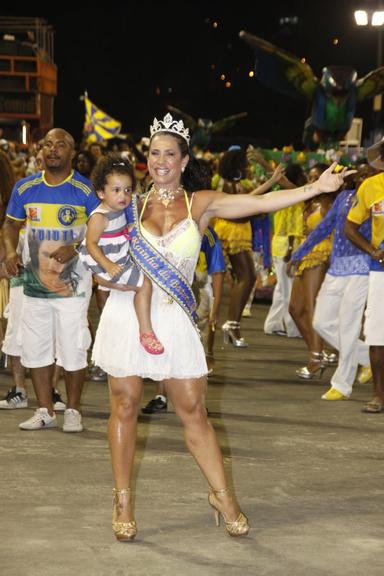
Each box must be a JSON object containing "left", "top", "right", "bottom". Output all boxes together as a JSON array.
[{"left": 151, "top": 185, "right": 184, "bottom": 208}]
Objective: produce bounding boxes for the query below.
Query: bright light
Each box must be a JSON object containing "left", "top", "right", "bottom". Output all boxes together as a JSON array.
[
  {"left": 354, "top": 9, "right": 384, "bottom": 26},
  {"left": 220, "top": 74, "right": 226, "bottom": 81},
  {"left": 372, "top": 11, "right": 384, "bottom": 26},
  {"left": 354, "top": 10, "right": 368, "bottom": 25},
  {"left": 248, "top": 70, "right": 255, "bottom": 77},
  {"left": 22, "top": 122, "right": 27, "bottom": 145}
]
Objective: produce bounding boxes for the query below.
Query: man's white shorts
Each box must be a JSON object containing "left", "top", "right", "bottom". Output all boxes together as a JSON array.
[
  {"left": 20, "top": 295, "right": 92, "bottom": 371},
  {"left": 1, "top": 285, "right": 24, "bottom": 357},
  {"left": 364, "top": 271, "right": 384, "bottom": 346}
]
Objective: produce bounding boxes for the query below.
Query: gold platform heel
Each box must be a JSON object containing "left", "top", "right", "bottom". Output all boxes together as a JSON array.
[
  {"left": 208, "top": 487, "right": 250, "bottom": 537},
  {"left": 221, "top": 321, "right": 248, "bottom": 348},
  {"left": 112, "top": 488, "right": 137, "bottom": 542}
]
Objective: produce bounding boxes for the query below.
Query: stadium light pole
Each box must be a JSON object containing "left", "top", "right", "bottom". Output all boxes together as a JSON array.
[{"left": 354, "top": 7, "right": 384, "bottom": 113}]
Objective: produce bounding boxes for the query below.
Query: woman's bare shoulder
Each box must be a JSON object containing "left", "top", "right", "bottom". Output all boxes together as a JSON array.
[
  {"left": 190, "top": 189, "right": 218, "bottom": 214},
  {"left": 193, "top": 188, "right": 219, "bottom": 203}
]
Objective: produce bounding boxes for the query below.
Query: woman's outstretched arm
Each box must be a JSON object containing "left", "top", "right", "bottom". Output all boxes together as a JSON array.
[{"left": 199, "top": 163, "right": 354, "bottom": 222}]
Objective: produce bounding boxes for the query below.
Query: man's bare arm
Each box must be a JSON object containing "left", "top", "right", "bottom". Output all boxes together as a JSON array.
[{"left": 2, "top": 217, "right": 24, "bottom": 275}]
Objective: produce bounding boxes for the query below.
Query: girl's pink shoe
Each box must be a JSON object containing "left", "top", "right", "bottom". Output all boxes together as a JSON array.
[{"left": 139, "top": 332, "right": 164, "bottom": 355}]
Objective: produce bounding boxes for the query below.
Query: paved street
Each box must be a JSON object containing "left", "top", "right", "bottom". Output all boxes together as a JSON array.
[{"left": 0, "top": 296, "right": 383, "bottom": 576}]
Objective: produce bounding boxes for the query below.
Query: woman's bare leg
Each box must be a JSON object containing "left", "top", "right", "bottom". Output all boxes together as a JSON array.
[
  {"left": 227, "top": 251, "right": 256, "bottom": 338},
  {"left": 302, "top": 264, "right": 328, "bottom": 353},
  {"left": 369, "top": 346, "right": 384, "bottom": 400},
  {"left": 289, "top": 276, "right": 311, "bottom": 347},
  {"left": 108, "top": 375, "right": 143, "bottom": 521},
  {"left": 165, "top": 376, "right": 242, "bottom": 522}
]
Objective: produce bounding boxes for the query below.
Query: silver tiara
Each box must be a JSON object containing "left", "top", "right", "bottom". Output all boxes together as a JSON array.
[{"left": 150, "top": 113, "right": 190, "bottom": 144}]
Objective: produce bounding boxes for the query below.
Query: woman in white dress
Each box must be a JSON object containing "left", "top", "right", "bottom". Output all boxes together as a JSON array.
[{"left": 92, "top": 113, "right": 353, "bottom": 542}]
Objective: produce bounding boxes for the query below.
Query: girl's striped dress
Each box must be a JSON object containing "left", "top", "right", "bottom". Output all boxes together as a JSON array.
[{"left": 78, "top": 207, "right": 143, "bottom": 287}]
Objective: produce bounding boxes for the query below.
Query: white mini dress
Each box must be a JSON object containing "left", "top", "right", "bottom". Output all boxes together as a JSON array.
[{"left": 92, "top": 192, "right": 208, "bottom": 380}]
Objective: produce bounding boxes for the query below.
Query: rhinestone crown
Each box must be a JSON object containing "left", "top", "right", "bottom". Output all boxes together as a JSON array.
[{"left": 150, "top": 113, "right": 190, "bottom": 144}]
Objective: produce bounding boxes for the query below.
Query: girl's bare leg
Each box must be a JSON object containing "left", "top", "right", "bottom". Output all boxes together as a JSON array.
[
  {"left": 134, "top": 276, "right": 153, "bottom": 334},
  {"left": 134, "top": 276, "right": 163, "bottom": 353}
]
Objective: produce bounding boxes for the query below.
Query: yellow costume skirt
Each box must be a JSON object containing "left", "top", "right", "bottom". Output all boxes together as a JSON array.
[
  {"left": 212, "top": 218, "right": 252, "bottom": 256},
  {"left": 295, "top": 243, "right": 331, "bottom": 276}
]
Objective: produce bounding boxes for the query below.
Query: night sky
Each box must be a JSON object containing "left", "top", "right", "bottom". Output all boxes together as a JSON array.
[{"left": 2, "top": 0, "right": 382, "bottom": 149}]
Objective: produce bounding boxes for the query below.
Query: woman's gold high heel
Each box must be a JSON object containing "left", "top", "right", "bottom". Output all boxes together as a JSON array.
[
  {"left": 221, "top": 321, "right": 248, "bottom": 348},
  {"left": 208, "top": 487, "right": 250, "bottom": 537},
  {"left": 296, "top": 351, "right": 326, "bottom": 380},
  {"left": 112, "top": 488, "right": 137, "bottom": 542}
]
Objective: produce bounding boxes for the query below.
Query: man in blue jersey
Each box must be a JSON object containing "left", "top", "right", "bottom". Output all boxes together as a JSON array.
[{"left": 3, "top": 128, "right": 99, "bottom": 432}]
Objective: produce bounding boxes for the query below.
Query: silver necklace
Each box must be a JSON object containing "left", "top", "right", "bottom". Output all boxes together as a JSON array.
[{"left": 151, "top": 185, "right": 184, "bottom": 208}]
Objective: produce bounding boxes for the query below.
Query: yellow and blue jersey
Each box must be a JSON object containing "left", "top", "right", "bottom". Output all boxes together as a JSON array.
[
  {"left": 6, "top": 170, "right": 99, "bottom": 298},
  {"left": 347, "top": 172, "right": 384, "bottom": 250},
  {"left": 196, "top": 226, "right": 226, "bottom": 275}
]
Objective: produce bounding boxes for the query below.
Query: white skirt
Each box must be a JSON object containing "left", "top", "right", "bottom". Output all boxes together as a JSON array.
[{"left": 92, "top": 285, "right": 208, "bottom": 380}]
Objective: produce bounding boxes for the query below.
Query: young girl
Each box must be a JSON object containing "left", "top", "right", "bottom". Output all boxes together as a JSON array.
[{"left": 79, "top": 155, "right": 163, "bottom": 355}]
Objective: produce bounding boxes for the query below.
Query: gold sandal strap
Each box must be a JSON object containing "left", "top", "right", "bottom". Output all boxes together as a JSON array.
[
  {"left": 112, "top": 520, "right": 137, "bottom": 529},
  {"left": 210, "top": 487, "right": 230, "bottom": 495},
  {"left": 224, "top": 512, "right": 249, "bottom": 534},
  {"left": 113, "top": 488, "right": 132, "bottom": 494}
]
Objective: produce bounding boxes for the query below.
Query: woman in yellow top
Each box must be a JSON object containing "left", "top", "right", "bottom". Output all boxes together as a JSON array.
[
  {"left": 288, "top": 163, "right": 336, "bottom": 378},
  {"left": 212, "top": 146, "right": 283, "bottom": 346}
]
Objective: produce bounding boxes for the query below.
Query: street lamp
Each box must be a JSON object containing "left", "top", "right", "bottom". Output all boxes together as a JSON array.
[{"left": 355, "top": 7, "right": 384, "bottom": 126}]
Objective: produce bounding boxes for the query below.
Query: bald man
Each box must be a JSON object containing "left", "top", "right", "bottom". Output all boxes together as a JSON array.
[{"left": 3, "top": 128, "right": 100, "bottom": 432}]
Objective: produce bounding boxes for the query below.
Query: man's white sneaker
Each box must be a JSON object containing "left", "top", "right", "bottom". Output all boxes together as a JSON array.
[
  {"left": 63, "top": 408, "right": 83, "bottom": 432},
  {"left": 19, "top": 408, "right": 57, "bottom": 430},
  {"left": 0, "top": 389, "right": 28, "bottom": 409}
]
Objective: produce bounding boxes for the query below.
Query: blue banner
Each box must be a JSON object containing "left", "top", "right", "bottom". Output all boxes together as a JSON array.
[{"left": 128, "top": 195, "right": 198, "bottom": 327}]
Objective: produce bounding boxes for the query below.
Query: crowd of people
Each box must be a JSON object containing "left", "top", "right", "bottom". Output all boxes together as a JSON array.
[{"left": 1, "top": 113, "right": 382, "bottom": 543}]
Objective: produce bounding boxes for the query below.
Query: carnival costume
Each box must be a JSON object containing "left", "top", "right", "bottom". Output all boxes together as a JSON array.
[
  {"left": 295, "top": 204, "right": 332, "bottom": 275},
  {"left": 212, "top": 178, "right": 252, "bottom": 258}
]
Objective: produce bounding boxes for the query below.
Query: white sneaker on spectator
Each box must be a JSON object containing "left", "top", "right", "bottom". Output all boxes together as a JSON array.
[
  {"left": 0, "top": 389, "right": 28, "bottom": 409},
  {"left": 63, "top": 408, "right": 83, "bottom": 432},
  {"left": 19, "top": 408, "right": 57, "bottom": 430}
]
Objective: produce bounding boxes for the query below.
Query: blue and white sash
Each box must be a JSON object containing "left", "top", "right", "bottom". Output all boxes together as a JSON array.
[{"left": 128, "top": 194, "right": 198, "bottom": 326}]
